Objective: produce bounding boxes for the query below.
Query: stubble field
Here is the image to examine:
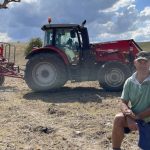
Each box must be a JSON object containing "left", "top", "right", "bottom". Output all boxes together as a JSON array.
[{"left": 1, "top": 41, "right": 148, "bottom": 150}]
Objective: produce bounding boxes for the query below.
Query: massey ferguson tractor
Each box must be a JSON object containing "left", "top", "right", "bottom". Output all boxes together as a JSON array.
[{"left": 24, "top": 19, "right": 142, "bottom": 92}]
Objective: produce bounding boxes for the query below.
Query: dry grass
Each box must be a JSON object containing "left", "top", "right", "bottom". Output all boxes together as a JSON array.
[{"left": 138, "top": 41, "right": 150, "bottom": 51}]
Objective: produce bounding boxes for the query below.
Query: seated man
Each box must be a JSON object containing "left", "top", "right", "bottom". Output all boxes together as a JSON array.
[
  {"left": 112, "top": 51, "right": 150, "bottom": 150},
  {"left": 64, "top": 38, "right": 79, "bottom": 63},
  {"left": 64, "top": 47, "right": 76, "bottom": 62}
]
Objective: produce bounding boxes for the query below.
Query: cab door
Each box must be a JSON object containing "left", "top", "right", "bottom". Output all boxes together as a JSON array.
[{"left": 55, "top": 28, "right": 80, "bottom": 65}]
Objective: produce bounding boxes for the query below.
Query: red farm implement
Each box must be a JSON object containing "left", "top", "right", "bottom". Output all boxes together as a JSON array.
[{"left": 0, "top": 42, "right": 23, "bottom": 86}]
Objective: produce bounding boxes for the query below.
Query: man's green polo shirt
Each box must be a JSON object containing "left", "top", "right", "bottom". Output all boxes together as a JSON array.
[{"left": 121, "top": 72, "right": 150, "bottom": 122}]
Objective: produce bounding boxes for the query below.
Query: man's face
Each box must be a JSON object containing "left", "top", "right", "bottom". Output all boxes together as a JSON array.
[{"left": 134, "top": 59, "right": 150, "bottom": 72}]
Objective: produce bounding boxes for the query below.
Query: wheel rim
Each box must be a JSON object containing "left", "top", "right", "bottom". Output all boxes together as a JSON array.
[
  {"left": 32, "top": 62, "right": 57, "bottom": 87},
  {"left": 105, "top": 68, "right": 125, "bottom": 87}
]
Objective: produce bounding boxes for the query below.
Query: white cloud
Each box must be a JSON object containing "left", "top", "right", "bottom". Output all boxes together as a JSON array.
[
  {"left": 0, "top": 0, "right": 150, "bottom": 42},
  {"left": 88, "top": 0, "right": 138, "bottom": 41},
  {"left": 22, "top": 0, "right": 38, "bottom": 3},
  {"left": 113, "top": 0, "right": 135, "bottom": 10},
  {"left": 140, "top": 7, "right": 150, "bottom": 17},
  {"left": 99, "top": 0, "right": 135, "bottom": 12},
  {"left": 131, "top": 26, "right": 150, "bottom": 41},
  {"left": 93, "top": 19, "right": 150, "bottom": 42},
  {"left": 0, "top": 33, "right": 12, "bottom": 42},
  {"left": 91, "top": 30, "right": 132, "bottom": 43}
]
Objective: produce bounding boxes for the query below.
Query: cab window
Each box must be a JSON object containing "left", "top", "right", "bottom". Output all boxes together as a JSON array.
[
  {"left": 55, "top": 28, "right": 80, "bottom": 63},
  {"left": 44, "top": 29, "right": 53, "bottom": 46}
]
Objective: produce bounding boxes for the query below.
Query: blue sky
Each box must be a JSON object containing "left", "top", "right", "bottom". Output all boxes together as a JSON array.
[
  {"left": 135, "top": 0, "right": 150, "bottom": 11},
  {"left": 0, "top": 0, "right": 150, "bottom": 43}
]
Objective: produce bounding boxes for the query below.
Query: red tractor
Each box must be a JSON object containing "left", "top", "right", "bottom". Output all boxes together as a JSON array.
[{"left": 25, "top": 19, "right": 141, "bottom": 92}]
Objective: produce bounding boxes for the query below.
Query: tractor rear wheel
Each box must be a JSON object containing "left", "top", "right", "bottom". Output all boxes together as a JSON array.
[
  {"left": 0, "top": 76, "right": 5, "bottom": 86},
  {"left": 98, "top": 62, "right": 131, "bottom": 91},
  {"left": 24, "top": 53, "right": 67, "bottom": 91}
]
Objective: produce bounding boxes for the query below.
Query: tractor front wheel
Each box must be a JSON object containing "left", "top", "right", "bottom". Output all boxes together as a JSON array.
[
  {"left": 25, "top": 53, "right": 67, "bottom": 92},
  {"left": 0, "top": 76, "right": 5, "bottom": 86}
]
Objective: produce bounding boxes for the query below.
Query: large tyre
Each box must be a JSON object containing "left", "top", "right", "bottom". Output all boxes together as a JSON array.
[
  {"left": 24, "top": 53, "right": 67, "bottom": 91},
  {"left": 98, "top": 62, "right": 131, "bottom": 91},
  {"left": 0, "top": 76, "right": 5, "bottom": 86}
]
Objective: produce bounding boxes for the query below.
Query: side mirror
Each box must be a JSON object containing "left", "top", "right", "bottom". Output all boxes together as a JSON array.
[{"left": 70, "top": 30, "right": 76, "bottom": 38}]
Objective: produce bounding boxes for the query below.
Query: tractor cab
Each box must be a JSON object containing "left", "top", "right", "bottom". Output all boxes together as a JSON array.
[{"left": 41, "top": 20, "right": 90, "bottom": 64}]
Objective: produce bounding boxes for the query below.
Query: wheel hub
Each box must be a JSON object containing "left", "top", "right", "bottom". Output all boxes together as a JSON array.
[
  {"left": 41, "top": 70, "right": 49, "bottom": 78},
  {"left": 33, "top": 63, "right": 57, "bottom": 86},
  {"left": 105, "top": 68, "right": 124, "bottom": 87}
]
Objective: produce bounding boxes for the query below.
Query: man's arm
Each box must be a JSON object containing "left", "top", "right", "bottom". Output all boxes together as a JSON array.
[
  {"left": 120, "top": 100, "right": 129, "bottom": 113},
  {"left": 136, "top": 107, "right": 150, "bottom": 120}
]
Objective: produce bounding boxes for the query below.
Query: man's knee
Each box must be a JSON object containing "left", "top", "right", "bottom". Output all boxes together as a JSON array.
[{"left": 113, "top": 113, "right": 125, "bottom": 127}]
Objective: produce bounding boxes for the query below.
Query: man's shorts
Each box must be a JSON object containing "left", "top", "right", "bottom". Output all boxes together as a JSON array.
[{"left": 136, "top": 120, "right": 150, "bottom": 150}]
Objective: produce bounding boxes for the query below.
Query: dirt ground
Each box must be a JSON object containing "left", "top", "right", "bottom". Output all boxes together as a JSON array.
[{"left": 0, "top": 43, "right": 140, "bottom": 150}]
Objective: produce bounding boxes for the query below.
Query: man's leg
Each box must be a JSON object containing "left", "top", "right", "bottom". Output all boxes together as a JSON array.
[{"left": 112, "top": 113, "right": 127, "bottom": 149}]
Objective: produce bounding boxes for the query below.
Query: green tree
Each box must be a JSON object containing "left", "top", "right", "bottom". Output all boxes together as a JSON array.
[{"left": 24, "top": 38, "right": 43, "bottom": 56}]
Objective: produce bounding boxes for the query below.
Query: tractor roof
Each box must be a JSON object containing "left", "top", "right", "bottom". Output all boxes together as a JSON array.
[{"left": 41, "top": 24, "right": 82, "bottom": 30}]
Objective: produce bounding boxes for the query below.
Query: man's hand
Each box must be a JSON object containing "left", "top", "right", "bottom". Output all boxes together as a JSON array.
[
  {"left": 126, "top": 117, "right": 138, "bottom": 131},
  {"left": 120, "top": 100, "right": 136, "bottom": 119},
  {"left": 123, "top": 109, "right": 136, "bottom": 119}
]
